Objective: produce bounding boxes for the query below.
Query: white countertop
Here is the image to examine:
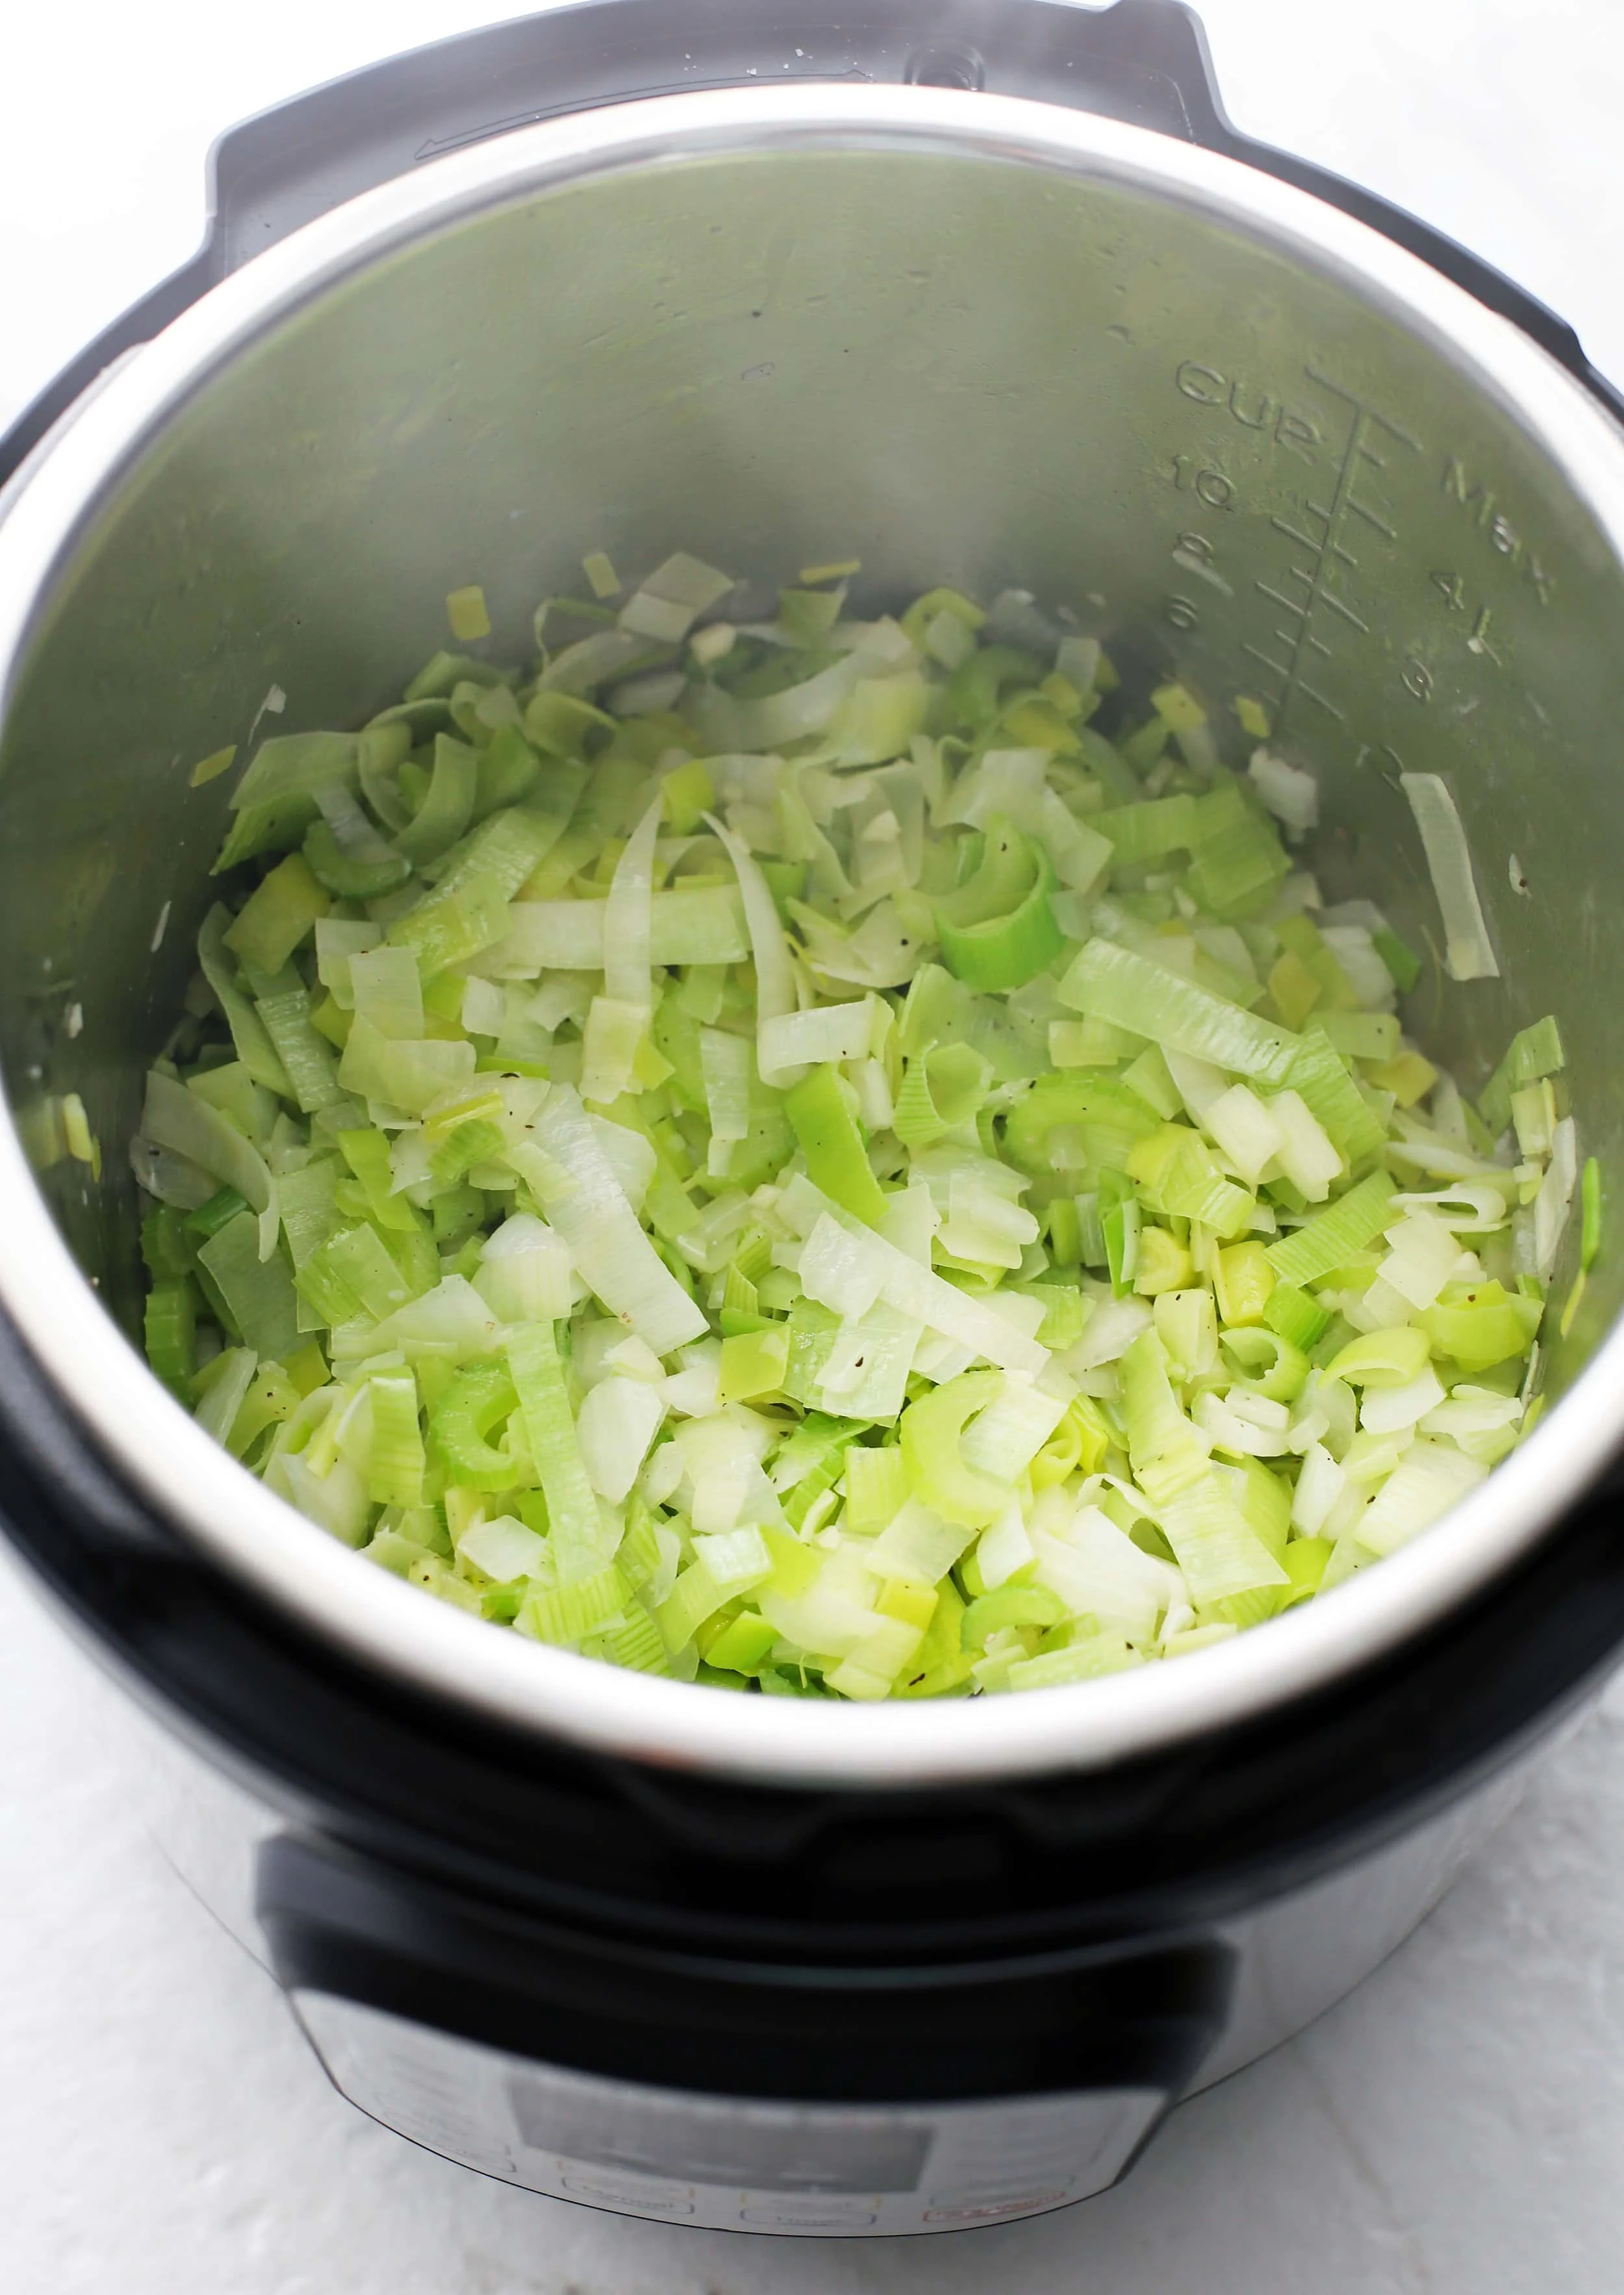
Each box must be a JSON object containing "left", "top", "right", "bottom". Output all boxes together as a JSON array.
[{"left": 5, "top": 5, "right": 1624, "bottom": 2289}]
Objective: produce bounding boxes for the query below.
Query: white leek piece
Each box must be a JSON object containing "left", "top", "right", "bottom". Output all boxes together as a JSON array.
[{"left": 1401, "top": 773, "right": 1499, "bottom": 981}]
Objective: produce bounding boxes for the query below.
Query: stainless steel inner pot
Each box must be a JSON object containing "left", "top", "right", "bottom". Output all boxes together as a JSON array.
[{"left": 3, "top": 83, "right": 1623, "bottom": 1786}]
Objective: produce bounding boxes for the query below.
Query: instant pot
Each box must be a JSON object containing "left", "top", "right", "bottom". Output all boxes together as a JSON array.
[{"left": 4, "top": 0, "right": 1624, "bottom": 2240}]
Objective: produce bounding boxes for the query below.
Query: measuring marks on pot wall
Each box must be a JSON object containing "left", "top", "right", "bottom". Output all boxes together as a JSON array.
[
  {"left": 1247, "top": 370, "right": 1417, "bottom": 732},
  {"left": 1167, "top": 358, "right": 1419, "bottom": 749},
  {"left": 1161, "top": 352, "right": 1559, "bottom": 783}
]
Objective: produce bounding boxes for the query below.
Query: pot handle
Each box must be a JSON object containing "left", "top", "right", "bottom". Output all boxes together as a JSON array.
[
  {"left": 1, "top": 0, "right": 1616, "bottom": 490},
  {"left": 257, "top": 1827, "right": 1234, "bottom": 2200},
  {"left": 191, "top": 0, "right": 1624, "bottom": 417}
]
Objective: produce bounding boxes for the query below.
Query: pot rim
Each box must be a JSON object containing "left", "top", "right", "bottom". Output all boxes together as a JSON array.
[{"left": 3, "top": 79, "right": 1623, "bottom": 1789}]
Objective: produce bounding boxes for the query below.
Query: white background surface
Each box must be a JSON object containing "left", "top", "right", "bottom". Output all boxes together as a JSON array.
[{"left": 3, "top": 3, "right": 1624, "bottom": 2289}]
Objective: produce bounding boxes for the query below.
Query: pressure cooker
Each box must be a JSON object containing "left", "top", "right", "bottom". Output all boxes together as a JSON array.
[{"left": 3, "top": 0, "right": 1624, "bottom": 2240}]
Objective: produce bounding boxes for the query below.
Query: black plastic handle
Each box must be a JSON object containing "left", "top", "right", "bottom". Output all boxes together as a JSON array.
[
  {"left": 0, "top": 0, "right": 1207, "bottom": 492},
  {"left": 203, "top": 0, "right": 1621, "bottom": 417},
  {"left": 205, "top": 0, "right": 1220, "bottom": 263},
  {"left": 3, "top": 0, "right": 1617, "bottom": 496},
  {"left": 259, "top": 1828, "right": 1234, "bottom": 2105}
]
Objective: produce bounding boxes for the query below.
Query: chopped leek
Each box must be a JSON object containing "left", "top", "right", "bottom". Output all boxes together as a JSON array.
[
  {"left": 1400, "top": 773, "right": 1499, "bottom": 982},
  {"left": 137, "top": 552, "right": 1566, "bottom": 1699}
]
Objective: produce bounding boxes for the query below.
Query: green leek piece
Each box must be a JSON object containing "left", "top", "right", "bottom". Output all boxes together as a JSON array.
[
  {"left": 1078, "top": 1195, "right": 1110, "bottom": 1272},
  {"left": 1325, "top": 1326, "right": 1431, "bottom": 1389},
  {"left": 1089, "top": 794, "right": 1198, "bottom": 864},
  {"left": 1417, "top": 1281, "right": 1543, "bottom": 1373},
  {"left": 1320, "top": 1010, "right": 1402, "bottom": 1062},
  {"left": 1185, "top": 778, "right": 1291, "bottom": 919},
  {"left": 662, "top": 1562, "right": 744, "bottom": 1654},
  {"left": 227, "top": 1363, "right": 300, "bottom": 1461},
  {"left": 1282, "top": 1026, "right": 1388, "bottom": 1163},
  {"left": 354, "top": 722, "right": 416, "bottom": 832},
  {"left": 1002, "top": 1070, "right": 1160, "bottom": 1177},
  {"left": 784, "top": 1064, "right": 886, "bottom": 1226},
  {"left": 197, "top": 906, "right": 294, "bottom": 1096},
  {"left": 197, "top": 1212, "right": 301, "bottom": 1361},
  {"left": 599, "top": 1602, "right": 673, "bottom": 1675},
  {"left": 1007, "top": 1635, "right": 1143, "bottom": 1690},
  {"left": 1122, "top": 1045, "right": 1181, "bottom": 1122},
  {"left": 899, "top": 1371, "right": 1011, "bottom": 1528},
  {"left": 142, "top": 1206, "right": 197, "bottom": 1281},
  {"left": 296, "top": 1222, "right": 396, "bottom": 1326},
  {"left": 277, "top": 1158, "right": 342, "bottom": 1276},
  {"left": 1582, "top": 1156, "right": 1603, "bottom": 1272},
  {"left": 337, "top": 1129, "right": 422, "bottom": 1235},
  {"left": 704, "top": 1609, "right": 780, "bottom": 1674},
  {"left": 1265, "top": 1169, "right": 1397, "bottom": 1286},
  {"left": 430, "top": 1363, "right": 520, "bottom": 1490},
  {"left": 507, "top": 1322, "right": 611, "bottom": 1582},
  {"left": 368, "top": 1370, "right": 426, "bottom": 1507},
  {"left": 194, "top": 1349, "right": 260, "bottom": 1450},
  {"left": 405, "top": 652, "right": 505, "bottom": 702},
  {"left": 717, "top": 1271, "right": 763, "bottom": 1335},
  {"left": 896, "top": 1575, "right": 968, "bottom": 1686},
  {"left": 1233, "top": 1455, "right": 1291, "bottom": 1561},
  {"left": 961, "top": 1585, "right": 1066, "bottom": 1650},
  {"left": 1373, "top": 928, "right": 1423, "bottom": 994},
  {"left": 661, "top": 759, "right": 716, "bottom": 836},
  {"left": 215, "top": 732, "right": 359, "bottom": 871},
  {"left": 770, "top": 1415, "right": 853, "bottom": 1530},
  {"left": 898, "top": 962, "right": 1049, "bottom": 1085},
  {"left": 1277, "top": 1537, "right": 1334, "bottom": 1609},
  {"left": 1120, "top": 1328, "right": 1209, "bottom": 1507},
  {"left": 717, "top": 1325, "right": 790, "bottom": 1403},
  {"left": 759, "top": 858, "right": 807, "bottom": 915},
  {"left": 429, "top": 1183, "right": 483, "bottom": 1249},
  {"left": 932, "top": 817, "right": 1062, "bottom": 991},
  {"left": 1479, "top": 1014, "right": 1566, "bottom": 1137},
  {"left": 1059, "top": 938, "right": 1297, "bottom": 1083},
  {"left": 144, "top": 1280, "right": 196, "bottom": 1398},
  {"left": 186, "top": 1185, "right": 249, "bottom": 1241},
  {"left": 781, "top": 1298, "right": 843, "bottom": 1406},
  {"left": 946, "top": 643, "right": 1045, "bottom": 731},
  {"left": 892, "top": 1043, "right": 989, "bottom": 1147},
  {"left": 472, "top": 725, "right": 542, "bottom": 819},
  {"left": 1047, "top": 1198, "right": 1082, "bottom": 1267},
  {"left": 900, "top": 585, "right": 985, "bottom": 646},
  {"left": 1275, "top": 914, "right": 1357, "bottom": 1010},
  {"left": 1221, "top": 1326, "right": 1310, "bottom": 1403},
  {"left": 1127, "top": 1123, "right": 1254, "bottom": 1238},
  {"left": 435, "top": 765, "right": 586, "bottom": 899},
  {"left": 1213, "top": 1240, "right": 1274, "bottom": 1326},
  {"left": 249, "top": 969, "right": 346, "bottom": 1113},
  {"left": 223, "top": 853, "right": 331, "bottom": 975},
  {"left": 521, "top": 1563, "right": 630, "bottom": 1647},
  {"left": 1021, "top": 1280, "right": 1089, "bottom": 1349},
  {"left": 1099, "top": 1166, "right": 1141, "bottom": 1296},
  {"left": 303, "top": 820, "right": 411, "bottom": 899},
  {"left": 429, "top": 1117, "right": 508, "bottom": 1189},
  {"left": 337, "top": 1019, "right": 476, "bottom": 1114},
  {"left": 1134, "top": 1223, "right": 1193, "bottom": 1298},
  {"left": 1262, "top": 1281, "right": 1331, "bottom": 1352},
  {"left": 844, "top": 1443, "right": 908, "bottom": 1533},
  {"left": 523, "top": 688, "right": 615, "bottom": 760},
  {"left": 394, "top": 735, "right": 479, "bottom": 867}
]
